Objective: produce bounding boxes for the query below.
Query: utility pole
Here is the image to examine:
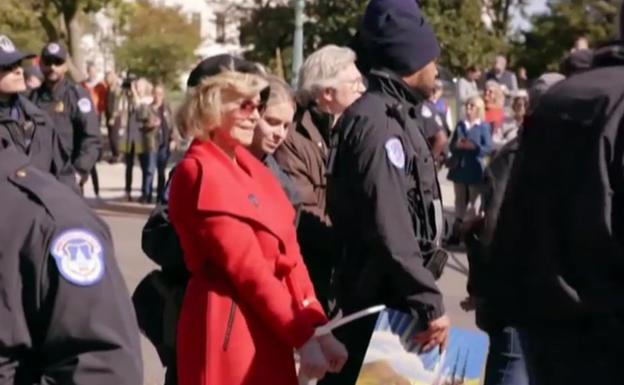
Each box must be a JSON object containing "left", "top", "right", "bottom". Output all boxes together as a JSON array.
[{"left": 291, "top": 0, "right": 305, "bottom": 87}]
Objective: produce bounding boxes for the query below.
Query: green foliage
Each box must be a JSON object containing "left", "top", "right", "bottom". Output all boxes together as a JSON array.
[
  {"left": 305, "top": 0, "right": 368, "bottom": 50},
  {"left": 240, "top": 2, "right": 294, "bottom": 77},
  {"left": 240, "top": 0, "right": 367, "bottom": 80},
  {"left": 421, "top": 0, "right": 506, "bottom": 75},
  {"left": 0, "top": 0, "right": 47, "bottom": 54},
  {"left": 114, "top": 1, "right": 201, "bottom": 89},
  {"left": 512, "top": 0, "right": 619, "bottom": 77}
]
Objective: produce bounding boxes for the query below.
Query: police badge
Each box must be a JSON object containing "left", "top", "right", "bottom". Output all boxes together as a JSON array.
[
  {"left": 50, "top": 229, "right": 105, "bottom": 286},
  {"left": 55, "top": 101, "right": 64, "bottom": 113}
]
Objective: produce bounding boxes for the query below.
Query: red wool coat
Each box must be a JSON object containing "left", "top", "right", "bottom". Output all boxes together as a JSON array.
[{"left": 169, "top": 139, "right": 328, "bottom": 385}]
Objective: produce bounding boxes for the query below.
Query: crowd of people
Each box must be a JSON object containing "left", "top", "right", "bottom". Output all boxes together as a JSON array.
[
  {"left": 21, "top": 50, "right": 181, "bottom": 204},
  {"left": 1, "top": 1, "right": 624, "bottom": 385}
]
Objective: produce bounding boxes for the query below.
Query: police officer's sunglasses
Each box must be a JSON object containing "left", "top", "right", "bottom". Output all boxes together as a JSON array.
[
  {"left": 0, "top": 61, "right": 22, "bottom": 73},
  {"left": 41, "top": 57, "right": 65, "bottom": 67}
]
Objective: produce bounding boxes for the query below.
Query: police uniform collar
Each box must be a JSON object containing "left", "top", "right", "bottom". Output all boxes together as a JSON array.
[
  {"left": 368, "top": 68, "right": 426, "bottom": 107},
  {"left": 17, "top": 94, "right": 47, "bottom": 124},
  {"left": 0, "top": 144, "right": 31, "bottom": 179},
  {"left": 0, "top": 94, "right": 19, "bottom": 122},
  {"left": 42, "top": 77, "right": 69, "bottom": 100}
]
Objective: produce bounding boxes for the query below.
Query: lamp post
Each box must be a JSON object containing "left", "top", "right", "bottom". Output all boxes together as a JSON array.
[{"left": 291, "top": 0, "right": 305, "bottom": 87}]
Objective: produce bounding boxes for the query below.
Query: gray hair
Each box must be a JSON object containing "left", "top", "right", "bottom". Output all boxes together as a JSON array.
[{"left": 297, "top": 45, "right": 357, "bottom": 105}]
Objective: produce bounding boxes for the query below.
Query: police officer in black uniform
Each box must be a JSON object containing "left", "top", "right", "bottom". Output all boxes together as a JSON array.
[
  {"left": 0, "top": 140, "right": 142, "bottom": 384},
  {"left": 0, "top": 35, "right": 74, "bottom": 187},
  {"left": 484, "top": 7, "right": 624, "bottom": 384},
  {"left": 30, "top": 42, "right": 100, "bottom": 186},
  {"left": 322, "top": 1, "right": 449, "bottom": 384}
]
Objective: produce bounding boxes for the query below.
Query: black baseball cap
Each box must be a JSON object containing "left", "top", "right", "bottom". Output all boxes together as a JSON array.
[
  {"left": 0, "top": 35, "right": 35, "bottom": 67},
  {"left": 187, "top": 54, "right": 264, "bottom": 88},
  {"left": 41, "top": 42, "right": 68, "bottom": 62}
]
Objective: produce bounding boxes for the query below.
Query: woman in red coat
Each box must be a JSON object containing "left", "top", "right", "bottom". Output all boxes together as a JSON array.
[{"left": 169, "top": 71, "right": 347, "bottom": 385}]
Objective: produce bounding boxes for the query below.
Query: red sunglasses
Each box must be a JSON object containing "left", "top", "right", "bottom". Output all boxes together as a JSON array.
[{"left": 238, "top": 99, "right": 266, "bottom": 117}]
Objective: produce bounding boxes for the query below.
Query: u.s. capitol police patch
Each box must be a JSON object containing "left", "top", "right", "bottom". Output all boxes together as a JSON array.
[
  {"left": 50, "top": 229, "right": 105, "bottom": 286},
  {"left": 421, "top": 104, "right": 433, "bottom": 118},
  {"left": 385, "top": 138, "right": 405, "bottom": 169},
  {"left": 77, "top": 98, "right": 92, "bottom": 113},
  {"left": 0, "top": 35, "right": 15, "bottom": 53},
  {"left": 47, "top": 43, "right": 60, "bottom": 54}
]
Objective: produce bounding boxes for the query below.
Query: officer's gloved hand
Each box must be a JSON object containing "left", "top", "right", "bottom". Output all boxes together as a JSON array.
[
  {"left": 317, "top": 333, "right": 348, "bottom": 373},
  {"left": 297, "top": 336, "right": 329, "bottom": 380}
]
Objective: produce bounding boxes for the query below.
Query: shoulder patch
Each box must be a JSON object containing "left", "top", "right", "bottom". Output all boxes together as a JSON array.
[
  {"left": 421, "top": 104, "right": 433, "bottom": 118},
  {"left": 77, "top": 97, "right": 92, "bottom": 113},
  {"left": 384, "top": 138, "right": 405, "bottom": 169},
  {"left": 435, "top": 114, "right": 443, "bottom": 127},
  {"left": 50, "top": 229, "right": 105, "bottom": 286}
]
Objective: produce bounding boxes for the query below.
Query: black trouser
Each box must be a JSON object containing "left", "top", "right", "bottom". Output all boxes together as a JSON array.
[
  {"left": 156, "top": 145, "right": 170, "bottom": 203},
  {"left": 317, "top": 309, "right": 378, "bottom": 385},
  {"left": 90, "top": 165, "right": 99, "bottom": 196},
  {"left": 125, "top": 142, "right": 136, "bottom": 195},
  {"left": 108, "top": 123, "right": 120, "bottom": 158},
  {"left": 520, "top": 316, "right": 624, "bottom": 385},
  {"left": 297, "top": 212, "right": 337, "bottom": 313}
]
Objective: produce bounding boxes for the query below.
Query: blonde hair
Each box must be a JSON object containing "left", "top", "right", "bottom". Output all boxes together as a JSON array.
[
  {"left": 465, "top": 95, "right": 486, "bottom": 121},
  {"left": 266, "top": 75, "right": 295, "bottom": 108},
  {"left": 176, "top": 71, "right": 268, "bottom": 140}
]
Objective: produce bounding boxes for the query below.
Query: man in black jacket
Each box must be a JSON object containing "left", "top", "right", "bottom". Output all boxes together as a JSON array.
[
  {"left": 30, "top": 42, "right": 101, "bottom": 188},
  {"left": 0, "top": 142, "right": 142, "bottom": 385},
  {"left": 486, "top": 18, "right": 624, "bottom": 385},
  {"left": 322, "top": 1, "right": 449, "bottom": 384}
]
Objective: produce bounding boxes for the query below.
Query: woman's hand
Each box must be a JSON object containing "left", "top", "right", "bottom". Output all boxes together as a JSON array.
[
  {"left": 317, "top": 333, "right": 348, "bottom": 373},
  {"left": 297, "top": 337, "right": 329, "bottom": 380}
]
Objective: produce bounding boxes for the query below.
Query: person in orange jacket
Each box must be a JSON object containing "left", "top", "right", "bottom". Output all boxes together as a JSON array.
[{"left": 168, "top": 70, "right": 348, "bottom": 385}]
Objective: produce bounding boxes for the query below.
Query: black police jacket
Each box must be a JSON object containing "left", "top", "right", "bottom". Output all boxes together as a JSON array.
[
  {"left": 327, "top": 69, "right": 444, "bottom": 322},
  {"left": 30, "top": 78, "right": 101, "bottom": 175},
  {"left": 487, "top": 41, "right": 624, "bottom": 325},
  {"left": 0, "top": 95, "right": 74, "bottom": 188},
  {"left": 464, "top": 138, "right": 519, "bottom": 331},
  {"left": 0, "top": 144, "right": 143, "bottom": 384}
]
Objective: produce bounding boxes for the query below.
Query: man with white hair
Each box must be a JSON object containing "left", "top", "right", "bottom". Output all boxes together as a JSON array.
[{"left": 274, "top": 44, "right": 365, "bottom": 312}]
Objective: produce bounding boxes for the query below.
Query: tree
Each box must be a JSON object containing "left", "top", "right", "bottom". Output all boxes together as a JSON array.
[
  {"left": 482, "top": 0, "right": 531, "bottom": 38},
  {"left": 240, "top": 0, "right": 509, "bottom": 79},
  {"left": 35, "top": 0, "right": 121, "bottom": 79},
  {"left": 512, "top": 0, "right": 619, "bottom": 77},
  {"left": 240, "top": 0, "right": 368, "bottom": 80},
  {"left": 0, "top": 0, "right": 119, "bottom": 80},
  {"left": 0, "top": 0, "right": 47, "bottom": 54},
  {"left": 239, "top": 1, "right": 294, "bottom": 77},
  {"left": 114, "top": 1, "right": 201, "bottom": 89},
  {"left": 420, "top": 0, "right": 505, "bottom": 75}
]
